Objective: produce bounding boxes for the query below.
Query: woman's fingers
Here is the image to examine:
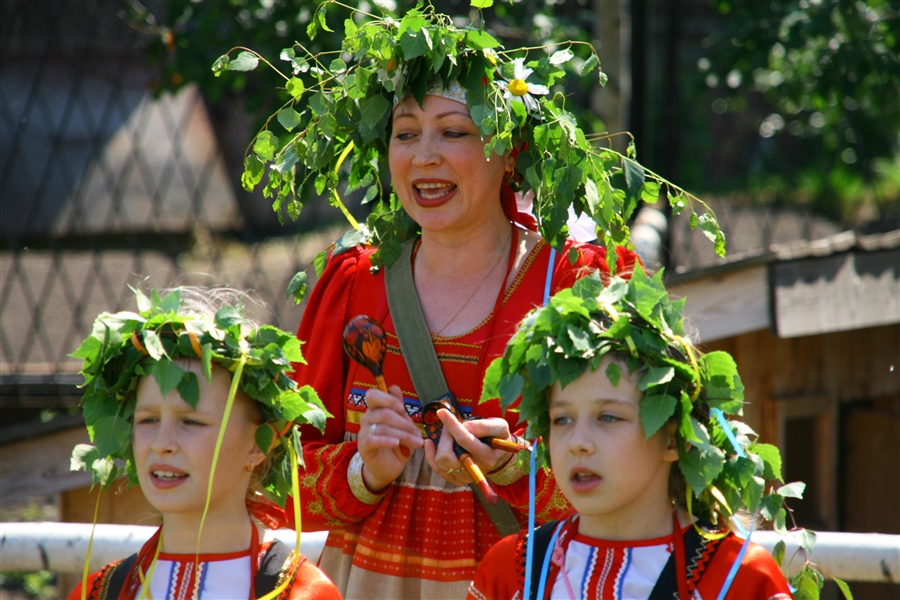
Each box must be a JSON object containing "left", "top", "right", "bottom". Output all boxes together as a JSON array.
[
  {"left": 363, "top": 386, "right": 424, "bottom": 451},
  {"left": 424, "top": 439, "right": 472, "bottom": 484},
  {"left": 435, "top": 409, "right": 512, "bottom": 473}
]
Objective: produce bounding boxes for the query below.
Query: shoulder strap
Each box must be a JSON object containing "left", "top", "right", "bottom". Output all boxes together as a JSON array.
[
  {"left": 255, "top": 538, "right": 298, "bottom": 598},
  {"left": 527, "top": 521, "right": 560, "bottom": 600},
  {"left": 103, "top": 553, "right": 138, "bottom": 600},
  {"left": 384, "top": 239, "right": 521, "bottom": 538},
  {"left": 384, "top": 240, "right": 448, "bottom": 402}
]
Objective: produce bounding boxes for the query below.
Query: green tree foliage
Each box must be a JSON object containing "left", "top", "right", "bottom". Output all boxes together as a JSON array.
[{"left": 700, "top": 0, "right": 899, "bottom": 225}]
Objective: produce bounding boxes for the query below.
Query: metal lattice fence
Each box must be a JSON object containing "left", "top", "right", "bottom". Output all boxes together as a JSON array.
[{"left": 0, "top": 0, "right": 339, "bottom": 419}]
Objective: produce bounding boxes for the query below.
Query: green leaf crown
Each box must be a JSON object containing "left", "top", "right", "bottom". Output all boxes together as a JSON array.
[
  {"left": 481, "top": 266, "right": 798, "bottom": 527},
  {"left": 214, "top": 0, "right": 726, "bottom": 270},
  {"left": 70, "top": 286, "right": 330, "bottom": 507}
]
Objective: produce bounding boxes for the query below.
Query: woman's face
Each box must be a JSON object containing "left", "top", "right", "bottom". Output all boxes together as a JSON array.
[
  {"left": 133, "top": 360, "right": 263, "bottom": 521},
  {"left": 389, "top": 94, "right": 513, "bottom": 235}
]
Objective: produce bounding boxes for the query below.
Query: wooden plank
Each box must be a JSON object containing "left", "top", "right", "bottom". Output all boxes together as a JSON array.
[
  {"left": 773, "top": 249, "right": 900, "bottom": 338},
  {"left": 0, "top": 427, "right": 92, "bottom": 503},
  {"left": 669, "top": 266, "right": 770, "bottom": 343}
]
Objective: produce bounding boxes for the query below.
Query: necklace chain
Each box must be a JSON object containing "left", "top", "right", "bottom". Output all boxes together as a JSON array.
[{"left": 431, "top": 227, "right": 513, "bottom": 337}]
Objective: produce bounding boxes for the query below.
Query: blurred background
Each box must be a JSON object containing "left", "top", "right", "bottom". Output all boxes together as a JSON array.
[{"left": 1, "top": 1, "right": 897, "bottom": 597}]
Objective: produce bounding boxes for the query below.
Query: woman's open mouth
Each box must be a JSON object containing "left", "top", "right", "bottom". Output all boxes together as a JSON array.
[{"left": 413, "top": 182, "right": 456, "bottom": 206}]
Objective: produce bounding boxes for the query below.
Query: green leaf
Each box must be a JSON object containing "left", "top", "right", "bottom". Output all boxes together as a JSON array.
[
  {"left": 150, "top": 359, "right": 185, "bottom": 398},
  {"left": 793, "top": 571, "right": 821, "bottom": 600},
  {"left": 277, "top": 107, "right": 302, "bottom": 131},
  {"left": 638, "top": 366, "right": 675, "bottom": 391},
  {"left": 93, "top": 414, "right": 131, "bottom": 457},
  {"left": 777, "top": 481, "right": 806, "bottom": 499},
  {"left": 334, "top": 228, "right": 366, "bottom": 257},
  {"left": 698, "top": 212, "right": 721, "bottom": 245},
  {"left": 466, "top": 29, "right": 500, "bottom": 50},
  {"left": 255, "top": 424, "right": 274, "bottom": 455},
  {"left": 604, "top": 361, "right": 621, "bottom": 387},
  {"left": 177, "top": 371, "right": 200, "bottom": 409},
  {"left": 772, "top": 540, "right": 785, "bottom": 567},
  {"left": 752, "top": 443, "right": 783, "bottom": 481},
  {"left": 623, "top": 159, "right": 644, "bottom": 198},
  {"left": 201, "top": 343, "right": 212, "bottom": 382},
  {"left": 580, "top": 53, "right": 600, "bottom": 75},
  {"left": 287, "top": 271, "right": 307, "bottom": 305},
  {"left": 549, "top": 49, "right": 574, "bottom": 65},
  {"left": 833, "top": 577, "right": 853, "bottom": 600},
  {"left": 254, "top": 130, "right": 279, "bottom": 162},
  {"left": 361, "top": 95, "right": 389, "bottom": 127},
  {"left": 242, "top": 154, "right": 264, "bottom": 191},
  {"left": 227, "top": 51, "right": 259, "bottom": 72},
  {"left": 142, "top": 330, "right": 166, "bottom": 360},
  {"left": 481, "top": 357, "right": 503, "bottom": 402},
  {"left": 584, "top": 177, "right": 600, "bottom": 215},
  {"left": 314, "top": 249, "right": 328, "bottom": 278},
  {"left": 316, "top": 5, "right": 333, "bottom": 33},
  {"left": 499, "top": 373, "right": 525, "bottom": 405},
  {"left": 640, "top": 393, "right": 677, "bottom": 439},
  {"left": 759, "top": 491, "right": 783, "bottom": 521},
  {"left": 215, "top": 305, "right": 244, "bottom": 330},
  {"left": 71, "top": 444, "right": 100, "bottom": 473},
  {"left": 789, "top": 528, "right": 817, "bottom": 553},
  {"left": 285, "top": 79, "right": 304, "bottom": 101},
  {"left": 470, "top": 0, "right": 494, "bottom": 8}
]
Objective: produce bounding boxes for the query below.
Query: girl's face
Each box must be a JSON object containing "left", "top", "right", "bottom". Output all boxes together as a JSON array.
[
  {"left": 389, "top": 94, "right": 514, "bottom": 235},
  {"left": 133, "top": 360, "right": 264, "bottom": 521},
  {"left": 548, "top": 356, "right": 678, "bottom": 540}
]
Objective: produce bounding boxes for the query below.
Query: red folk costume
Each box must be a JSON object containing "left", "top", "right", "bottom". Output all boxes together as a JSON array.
[
  {"left": 69, "top": 526, "right": 341, "bottom": 600},
  {"left": 467, "top": 517, "right": 793, "bottom": 600},
  {"left": 290, "top": 231, "right": 638, "bottom": 598}
]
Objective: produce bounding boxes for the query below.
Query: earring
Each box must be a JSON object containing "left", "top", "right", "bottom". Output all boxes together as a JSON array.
[{"left": 245, "top": 461, "right": 254, "bottom": 473}]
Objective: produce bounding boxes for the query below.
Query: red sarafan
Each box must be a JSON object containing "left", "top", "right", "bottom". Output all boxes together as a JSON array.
[{"left": 342, "top": 315, "right": 386, "bottom": 377}]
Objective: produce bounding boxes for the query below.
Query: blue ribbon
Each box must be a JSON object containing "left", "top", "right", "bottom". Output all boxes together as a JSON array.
[
  {"left": 523, "top": 444, "right": 538, "bottom": 600},
  {"left": 717, "top": 511, "right": 758, "bottom": 600},
  {"left": 712, "top": 407, "right": 745, "bottom": 458}
]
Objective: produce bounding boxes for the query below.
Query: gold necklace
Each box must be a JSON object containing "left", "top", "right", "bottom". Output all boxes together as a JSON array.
[{"left": 432, "top": 227, "right": 513, "bottom": 337}]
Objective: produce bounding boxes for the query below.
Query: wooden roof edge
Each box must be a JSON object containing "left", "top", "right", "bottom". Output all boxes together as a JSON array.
[{"left": 666, "top": 228, "right": 900, "bottom": 286}]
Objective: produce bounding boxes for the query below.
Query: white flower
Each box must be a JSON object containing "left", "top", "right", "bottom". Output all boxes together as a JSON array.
[{"left": 502, "top": 58, "right": 549, "bottom": 114}]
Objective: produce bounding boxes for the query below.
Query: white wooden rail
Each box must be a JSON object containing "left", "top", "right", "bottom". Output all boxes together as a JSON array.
[
  {"left": 0, "top": 522, "right": 897, "bottom": 584},
  {"left": 0, "top": 522, "right": 327, "bottom": 573}
]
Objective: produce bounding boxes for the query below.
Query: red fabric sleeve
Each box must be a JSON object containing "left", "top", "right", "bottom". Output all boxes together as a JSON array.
[
  {"left": 728, "top": 542, "right": 794, "bottom": 599},
  {"left": 288, "top": 247, "right": 390, "bottom": 530},
  {"left": 287, "top": 556, "right": 344, "bottom": 600},
  {"left": 700, "top": 536, "right": 794, "bottom": 600},
  {"left": 466, "top": 533, "right": 524, "bottom": 600}
]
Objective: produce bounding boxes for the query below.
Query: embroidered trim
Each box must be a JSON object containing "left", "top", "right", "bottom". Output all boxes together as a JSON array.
[
  {"left": 488, "top": 442, "right": 527, "bottom": 486},
  {"left": 502, "top": 238, "right": 545, "bottom": 305},
  {"left": 303, "top": 445, "right": 358, "bottom": 526},
  {"left": 434, "top": 352, "right": 480, "bottom": 365},
  {"left": 467, "top": 582, "right": 489, "bottom": 600},
  {"left": 348, "top": 451, "right": 389, "bottom": 505}
]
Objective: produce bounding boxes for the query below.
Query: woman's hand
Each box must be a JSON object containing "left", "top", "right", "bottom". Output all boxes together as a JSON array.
[
  {"left": 424, "top": 409, "right": 513, "bottom": 484},
  {"left": 359, "top": 385, "right": 424, "bottom": 492}
]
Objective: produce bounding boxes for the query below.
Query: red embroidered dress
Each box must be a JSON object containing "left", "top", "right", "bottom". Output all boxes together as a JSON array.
[
  {"left": 467, "top": 518, "right": 793, "bottom": 600},
  {"left": 68, "top": 528, "right": 341, "bottom": 600},
  {"left": 290, "top": 235, "right": 638, "bottom": 598}
]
